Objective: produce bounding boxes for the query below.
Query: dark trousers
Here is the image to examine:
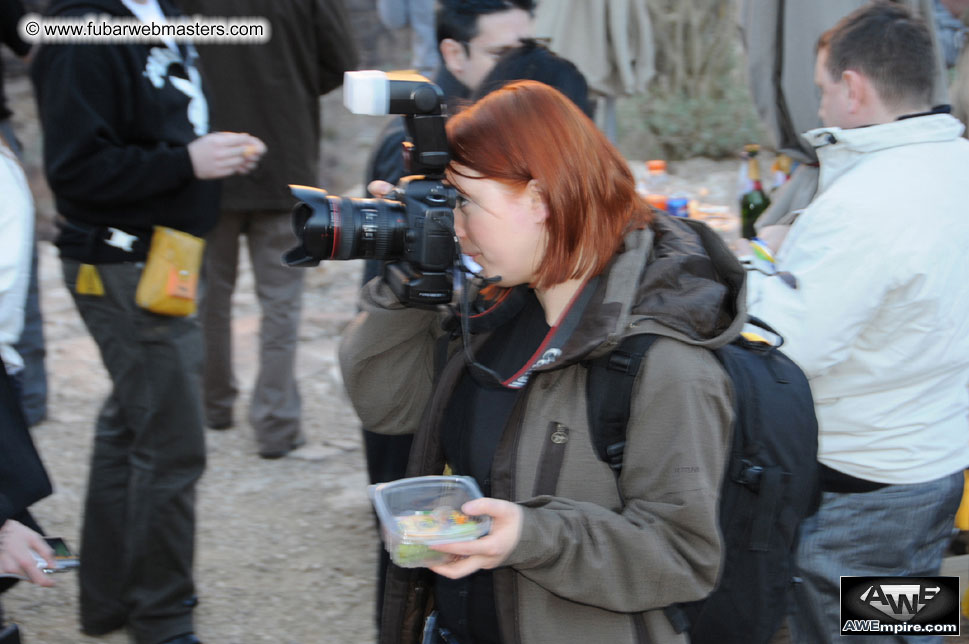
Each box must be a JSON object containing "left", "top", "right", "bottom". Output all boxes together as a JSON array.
[
  {"left": 360, "top": 264, "right": 414, "bottom": 630},
  {"left": 0, "top": 622, "right": 19, "bottom": 644},
  {"left": 363, "top": 429, "right": 412, "bottom": 629},
  {"left": 15, "top": 247, "right": 47, "bottom": 426},
  {"left": 63, "top": 260, "right": 205, "bottom": 644}
]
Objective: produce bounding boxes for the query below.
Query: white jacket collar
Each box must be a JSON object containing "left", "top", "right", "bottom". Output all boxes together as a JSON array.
[
  {"left": 804, "top": 113, "right": 964, "bottom": 154},
  {"left": 804, "top": 114, "right": 965, "bottom": 194}
]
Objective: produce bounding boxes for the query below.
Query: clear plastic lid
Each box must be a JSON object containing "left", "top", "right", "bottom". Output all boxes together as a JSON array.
[
  {"left": 368, "top": 475, "right": 492, "bottom": 568},
  {"left": 368, "top": 475, "right": 491, "bottom": 545}
]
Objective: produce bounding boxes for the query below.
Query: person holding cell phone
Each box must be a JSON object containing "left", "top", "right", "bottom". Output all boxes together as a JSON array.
[
  {"left": 0, "top": 522, "right": 56, "bottom": 587},
  {"left": 0, "top": 129, "right": 59, "bottom": 644},
  {"left": 0, "top": 351, "right": 56, "bottom": 641}
]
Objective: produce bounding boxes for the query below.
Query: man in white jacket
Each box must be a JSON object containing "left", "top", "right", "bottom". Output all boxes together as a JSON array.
[
  {"left": 746, "top": 3, "right": 969, "bottom": 642},
  {"left": 0, "top": 139, "right": 32, "bottom": 385}
]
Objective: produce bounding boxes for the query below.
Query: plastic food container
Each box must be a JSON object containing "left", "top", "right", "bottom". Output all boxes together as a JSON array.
[{"left": 368, "top": 475, "right": 491, "bottom": 568}]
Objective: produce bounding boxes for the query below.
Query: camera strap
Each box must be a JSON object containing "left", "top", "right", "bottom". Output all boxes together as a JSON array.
[
  {"left": 455, "top": 272, "right": 600, "bottom": 390},
  {"left": 457, "top": 275, "right": 507, "bottom": 389}
]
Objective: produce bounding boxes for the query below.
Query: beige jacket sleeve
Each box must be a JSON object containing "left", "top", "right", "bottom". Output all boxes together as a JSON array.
[{"left": 338, "top": 278, "right": 445, "bottom": 435}]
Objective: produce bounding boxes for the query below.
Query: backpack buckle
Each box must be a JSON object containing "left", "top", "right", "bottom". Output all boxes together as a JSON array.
[
  {"left": 734, "top": 459, "right": 763, "bottom": 490},
  {"left": 605, "top": 441, "right": 626, "bottom": 471},
  {"left": 607, "top": 350, "right": 638, "bottom": 374}
]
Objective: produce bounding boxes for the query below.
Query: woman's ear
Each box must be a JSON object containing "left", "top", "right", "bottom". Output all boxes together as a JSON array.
[{"left": 526, "top": 179, "right": 548, "bottom": 223}]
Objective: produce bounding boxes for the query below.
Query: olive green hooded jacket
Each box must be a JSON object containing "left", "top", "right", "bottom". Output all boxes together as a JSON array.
[{"left": 340, "top": 215, "right": 746, "bottom": 644}]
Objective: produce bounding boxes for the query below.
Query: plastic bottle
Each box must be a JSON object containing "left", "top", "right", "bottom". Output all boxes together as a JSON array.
[
  {"left": 740, "top": 144, "right": 770, "bottom": 238},
  {"left": 736, "top": 149, "right": 754, "bottom": 201},
  {"left": 666, "top": 196, "right": 690, "bottom": 218},
  {"left": 638, "top": 159, "right": 670, "bottom": 212},
  {"left": 770, "top": 154, "right": 793, "bottom": 193}
]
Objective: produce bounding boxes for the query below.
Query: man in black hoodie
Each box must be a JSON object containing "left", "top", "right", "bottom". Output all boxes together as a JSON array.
[{"left": 30, "top": 1, "right": 264, "bottom": 642}]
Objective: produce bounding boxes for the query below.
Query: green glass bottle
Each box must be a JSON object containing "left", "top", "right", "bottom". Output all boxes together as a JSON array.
[{"left": 740, "top": 144, "right": 770, "bottom": 239}]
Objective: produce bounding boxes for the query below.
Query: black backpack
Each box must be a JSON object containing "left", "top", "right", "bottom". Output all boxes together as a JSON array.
[{"left": 585, "top": 318, "right": 820, "bottom": 644}]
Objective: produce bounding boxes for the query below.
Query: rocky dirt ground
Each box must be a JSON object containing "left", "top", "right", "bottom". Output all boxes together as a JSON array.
[{"left": 3, "top": 6, "right": 968, "bottom": 642}]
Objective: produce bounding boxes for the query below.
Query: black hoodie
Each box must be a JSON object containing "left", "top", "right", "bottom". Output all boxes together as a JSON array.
[{"left": 31, "top": 0, "right": 220, "bottom": 262}]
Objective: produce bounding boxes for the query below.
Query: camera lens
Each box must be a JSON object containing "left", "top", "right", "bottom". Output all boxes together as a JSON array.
[{"left": 292, "top": 190, "right": 407, "bottom": 262}]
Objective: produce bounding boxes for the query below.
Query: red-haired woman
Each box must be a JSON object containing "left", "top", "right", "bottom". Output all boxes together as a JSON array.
[{"left": 340, "top": 80, "right": 745, "bottom": 644}]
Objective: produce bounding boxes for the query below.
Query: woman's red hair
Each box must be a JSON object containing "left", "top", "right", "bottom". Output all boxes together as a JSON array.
[{"left": 446, "top": 80, "right": 652, "bottom": 290}]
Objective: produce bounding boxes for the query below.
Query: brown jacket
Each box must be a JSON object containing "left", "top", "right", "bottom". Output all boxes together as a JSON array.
[
  {"left": 340, "top": 216, "right": 746, "bottom": 644},
  {"left": 180, "top": 0, "right": 359, "bottom": 211}
]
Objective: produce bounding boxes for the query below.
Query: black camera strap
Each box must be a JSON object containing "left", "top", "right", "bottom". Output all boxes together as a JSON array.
[{"left": 455, "top": 272, "right": 601, "bottom": 390}]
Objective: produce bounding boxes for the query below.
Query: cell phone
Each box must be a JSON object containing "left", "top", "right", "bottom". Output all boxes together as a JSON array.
[{"left": 32, "top": 536, "right": 80, "bottom": 574}]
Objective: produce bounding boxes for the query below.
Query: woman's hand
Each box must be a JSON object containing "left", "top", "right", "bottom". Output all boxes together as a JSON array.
[
  {"left": 0, "top": 520, "right": 56, "bottom": 587},
  {"left": 428, "top": 498, "right": 523, "bottom": 579}
]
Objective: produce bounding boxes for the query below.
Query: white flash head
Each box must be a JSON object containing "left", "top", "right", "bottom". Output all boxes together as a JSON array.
[{"left": 343, "top": 70, "right": 445, "bottom": 117}]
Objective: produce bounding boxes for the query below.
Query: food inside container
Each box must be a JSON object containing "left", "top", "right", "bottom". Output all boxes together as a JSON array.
[{"left": 368, "top": 475, "right": 491, "bottom": 568}]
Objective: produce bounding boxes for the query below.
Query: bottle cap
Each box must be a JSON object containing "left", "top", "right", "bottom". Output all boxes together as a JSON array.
[{"left": 646, "top": 159, "right": 667, "bottom": 173}]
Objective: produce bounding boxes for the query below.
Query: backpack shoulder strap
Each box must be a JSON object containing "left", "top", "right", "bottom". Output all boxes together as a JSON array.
[
  {"left": 585, "top": 333, "right": 658, "bottom": 474},
  {"left": 584, "top": 334, "right": 698, "bottom": 636}
]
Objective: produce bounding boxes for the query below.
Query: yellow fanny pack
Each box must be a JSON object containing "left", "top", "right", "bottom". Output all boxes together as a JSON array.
[{"left": 135, "top": 226, "right": 205, "bottom": 316}]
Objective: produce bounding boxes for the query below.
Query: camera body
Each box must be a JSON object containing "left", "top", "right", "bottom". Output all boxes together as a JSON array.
[{"left": 284, "top": 71, "right": 459, "bottom": 306}]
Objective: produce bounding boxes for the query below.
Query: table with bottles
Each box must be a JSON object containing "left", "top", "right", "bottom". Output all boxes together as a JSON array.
[
  {"left": 630, "top": 148, "right": 788, "bottom": 249},
  {"left": 632, "top": 158, "right": 742, "bottom": 245}
]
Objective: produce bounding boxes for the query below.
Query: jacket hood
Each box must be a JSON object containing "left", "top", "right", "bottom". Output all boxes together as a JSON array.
[{"left": 571, "top": 215, "right": 746, "bottom": 361}]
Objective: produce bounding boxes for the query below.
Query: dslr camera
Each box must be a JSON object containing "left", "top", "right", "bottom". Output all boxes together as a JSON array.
[{"left": 284, "top": 70, "right": 460, "bottom": 306}]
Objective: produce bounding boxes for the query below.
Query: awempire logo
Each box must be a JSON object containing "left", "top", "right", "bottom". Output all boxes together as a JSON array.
[{"left": 840, "top": 577, "right": 960, "bottom": 636}]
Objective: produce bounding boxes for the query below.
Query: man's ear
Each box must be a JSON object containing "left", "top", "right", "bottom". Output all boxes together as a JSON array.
[
  {"left": 526, "top": 179, "right": 548, "bottom": 223},
  {"left": 439, "top": 38, "right": 468, "bottom": 79},
  {"left": 841, "top": 69, "right": 867, "bottom": 115}
]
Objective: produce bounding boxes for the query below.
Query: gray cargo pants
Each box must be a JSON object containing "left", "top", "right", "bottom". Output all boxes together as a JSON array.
[
  {"left": 199, "top": 210, "right": 304, "bottom": 455},
  {"left": 62, "top": 260, "right": 205, "bottom": 644}
]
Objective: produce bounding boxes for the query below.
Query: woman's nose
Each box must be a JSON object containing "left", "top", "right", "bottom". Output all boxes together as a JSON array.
[{"left": 453, "top": 211, "right": 467, "bottom": 239}]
